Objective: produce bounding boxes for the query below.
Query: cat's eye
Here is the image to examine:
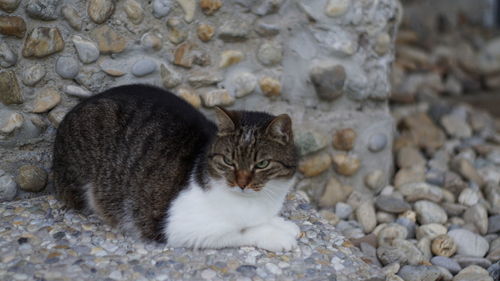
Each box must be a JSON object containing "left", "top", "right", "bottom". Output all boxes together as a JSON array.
[
  {"left": 223, "top": 156, "right": 233, "bottom": 166},
  {"left": 255, "top": 160, "right": 270, "bottom": 169}
]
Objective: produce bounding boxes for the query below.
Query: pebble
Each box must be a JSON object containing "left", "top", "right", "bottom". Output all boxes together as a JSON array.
[
  {"left": 124, "top": 0, "right": 144, "bottom": 24},
  {"left": 458, "top": 188, "right": 480, "bottom": 207},
  {"left": 200, "top": 0, "right": 222, "bottom": 15},
  {"left": 488, "top": 215, "right": 500, "bottom": 234},
  {"left": 0, "top": 70, "right": 23, "bottom": 105},
  {"left": 152, "top": 0, "right": 172, "bottom": 18},
  {"left": 431, "top": 234, "right": 457, "bottom": 257},
  {"left": 356, "top": 200, "right": 377, "bottom": 233},
  {"left": 310, "top": 64, "right": 346, "bottom": 101},
  {"left": 376, "top": 245, "right": 407, "bottom": 265},
  {"left": 397, "top": 265, "right": 444, "bottom": 281},
  {"left": 160, "top": 64, "right": 182, "bottom": 89},
  {"left": 200, "top": 89, "right": 234, "bottom": 107},
  {"left": 298, "top": 152, "right": 332, "bottom": 178},
  {"left": 61, "top": 5, "right": 81, "bottom": 30},
  {"left": 318, "top": 177, "right": 352, "bottom": 208},
  {"left": 399, "top": 182, "right": 443, "bottom": 203},
  {"left": 0, "top": 15, "right": 26, "bottom": 38},
  {"left": 0, "top": 42, "right": 17, "bottom": 67},
  {"left": 415, "top": 200, "right": 448, "bottom": 225},
  {"left": 63, "top": 85, "right": 92, "bottom": 98},
  {"left": 178, "top": 88, "right": 201, "bottom": 108},
  {"left": 233, "top": 72, "right": 257, "bottom": 98},
  {"left": 131, "top": 58, "right": 157, "bottom": 77},
  {"left": 88, "top": 0, "right": 115, "bottom": 24},
  {"left": 25, "top": 0, "right": 60, "bottom": 21},
  {"left": 201, "top": 268, "right": 217, "bottom": 279},
  {"left": 257, "top": 42, "right": 283, "bottom": 66},
  {"left": 265, "top": 263, "right": 282, "bottom": 275},
  {"left": 463, "top": 204, "right": 488, "bottom": 235},
  {"left": 259, "top": 77, "right": 281, "bottom": 97},
  {"left": 187, "top": 73, "right": 222, "bottom": 88},
  {"left": 416, "top": 224, "right": 448, "bottom": 240},
  {"left": 332, "top": 153, "right": 361, "bottom": 176},
  {"left": 175, "top": 0, "right": 195, "bottom": 22},
  {"left": 377, "top": 223, "right": 408, "bottom": 246},
  {"left": 395, "top": 217, "right": 416, "bottom": 238},
  {"left": 0, "top": 0, "right": 20, "bottom": 12},
  {"left": 98, "top": 58, "right": 125, "bottom": 77},
  {"left": 453, "top": 255, "right": 492, "bottom": 269},
  {"left": 141, "top": 32, "right": 162, "bottom": 52},
  {"left": 332, "top": 128, "right": 356, "bottom": 151},
  {"left": 364, "top": 170, "right": 385, "bottom": 191},
  {"left": 375, "top": 196, "right": 411, "bottom": 214},
  {"left": 0, "top": 172, "right": 17, "bottom": 201},
  {"left": 72, "top": 36, "right": 100, "bottom": 64},
  {"left": 255, "top": 20, "right": 280, "bottom": 37},
  {"left": 441, "top": 114, "right": 472, "bottom": 138},
  {"left": 197, "top": 24, "right": 215, "bottom": 42},
  {"left": 431, "top": 256, "right": 462, "bottom": 274},
  {"left": 448, "top": 229, "right": 489, "bottom": 257},
  {"left": 167, "top": 17, "right": 188, "bottom": 45},
  {"left": 91, "top": 26, "right": 127, "bottom": 54},
  {"left": 219, "top": 50, "right": 244, "bottom": 68},
  {"left": 325, "top": 0, "right": 349, "bottom": 17},
  {"left": 48, "top": 107, "right": 68, "bottom": 127},
  {"left": 174, "top": 42, "right": 196, "bottom": 68},
  {"left": 335, "top": 202, "right": 353, "bottom": 220},
  {"left": 393, "top": 239, "right": 426, "bottom": 265},
  {"left": 16, "top": 165, "right": 47, "bottom": 192},
  {"left": 0, "top": 111, "right": 23, "bottom": 134},
  {"left": 453, "top": 159, "right": 484, "bottom": 187},
  {"left": 397, "top": 146, "right": 426, "bottom": 168},
  {"left": 32, "top": 88, "right": 61, "bottom": 113},
  {"left": 453, "top": 265, "right": 494, "bottom": 281},
  {"left": 488, "top": 262, "right": 500, "bottom": 280},
  {"left": 369, "top": 133, "right": 388, "bottom": 152},
  {"left": 55, "top": 56, "right": 80, "bottom": 79},
  {"left": 375, "top": 32, "right": 391, "bottom": 56},
  {"left": 219, "top": 19, "right": 251, "bottom": 41},
  {"left": 401, "top": 112, "right": 446, "bottom": 153},
  {"left": 22, "top": 27, "right": 65, "bottom": 58}
]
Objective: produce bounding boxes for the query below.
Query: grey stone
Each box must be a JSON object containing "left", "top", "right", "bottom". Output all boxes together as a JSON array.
[
  {"left": 131, "top": 58, "right": 157, "bottom": 77},
  {"left": 369, "top": 133, "right": 388, "bottom": 152},
  {"left": 377, "top": 245, "right": 407, "bottom": 266},
  {"left": 375, "top": 196, "right": 411, "bottom": 214},
  {"left": 377, "top": 223, "right": 408, "bottom": 246},
  {"left": 257, "top": 42, "right": 282, "bottom": 66},
  {"left": 448, "top": 229, "right": 489, "bottom": 257},
  {"left": 160, "top": 64, "right": 182, "bottom": 89},
  {"left": 72, "top": 36, "right": 99, "bottom": 64},
  {"left": 441, "top": 114, "right": 472, "bottom": 138},
  {"left": 25, "top": 0, "right": 60, "bottom": 21},
  {"left": 219, "top": 19, "right": 251, "bottom": 41},
  {"left": 416, "top": 224, "right": 448, "bottom": 240},
  {"left": 88, "top": 0, "right": 115, "bottom": 24},
  {"left": 55, "top": 56, "right": 80, "bottom": 79},
  {"left": 463, "top": 204, "right": 488, "bottom": 235},
  {"left": 395, "top": 218, "right": 416, "bottom": 239},
  {"left": 294, "top": 129, "right": 328, "bottom": 157},
  {"left": 453, "top": 255, "right": 492, "bottom": 269},
  {"left": 16, "top": 165, "right": 47, "bottom": 192},
  {"left": 251, "top": 0, "right": 282, "bottom": 16},
  {"left": 233, "top": 73, "right": 257, "bottom": 98},
  {"left": 488, "top": 262, "right": 500, "bottom": 281},
  {"left": 152, "top": 0, "right": 172, "bottom": 18},
  {"left": 0, "top": 172, "right": 17, "bottom": 201},
  {"left": 431, "top": 256, "right": 462, "bottom": 274},
  {"left": 255, "top": 21, "right": 280, "bottom": 37},
  {"left": 310, "top": 64, "right": 346, "bottom": 101},
  {"left": 187, "top": 72, "right": 222, "bottom": 88},
  {"left": 397, "top": 265, "right": 443, "bottom": 281},
  {"left": 488, "top": 215, "right": 500, "bottom": 234},
  {"left": 393, "top": 239, "right": 426, "bottom": 265},
  {"left": 0, "top": 0, "right": 20, "bottom": 12},
  {"left": 63, "top": 85, "right": 92, "bottom": 98},
  {"left": 61, "top": 5, "right": 82, "bottom": 30},
  {"left": 399, "top": 182, "right": 443, "bottom": 203},
  {"left": 356, "top": 200, "right": 377, "bottom": 233},
  {"left": 0, "top": 42, "right": 17, "bottom": 67},
  {"left": 414, "top": 200, "right": 448, "bottom": 225},
  {"left": 335, "top": 202, "right": 353, "bottom": 220},
  {"left": 22, "top": 64, "right": 45, "bottom": 86}
]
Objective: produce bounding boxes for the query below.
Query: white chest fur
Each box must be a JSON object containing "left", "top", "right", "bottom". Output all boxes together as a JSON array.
[{"left": 164, "top": 177, "right": 300, "bottom": 251}]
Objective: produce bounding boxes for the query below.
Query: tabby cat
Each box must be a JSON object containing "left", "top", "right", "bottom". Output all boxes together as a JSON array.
[{"left": 53, "top": 84, "right": 300, "bottom": 252}]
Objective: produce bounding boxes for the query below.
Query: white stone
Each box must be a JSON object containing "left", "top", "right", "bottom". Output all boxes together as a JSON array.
[
  {"left": 0, "top": 42, "right": 17, "bottom": 68},
  {"left": 458, "top": 188, "right": 480, "bottom": 206},
  {"left": 325, "top": 0, "right": 350, "bottom": 17},
  {"left": 448, "top": 229, "right": 489, "bottom": 257},
  {"left": 233, "top": 72, "right": 257, "bottom": 98},
  {"left": 0, "top": 111, "right": 23, "bottom": 134},
  {"left": 72, "top": 35, "right": 100, "bottom": 64},
  {"left": 201, "top": 268, "right": 216, "bottom": 280},
  {"left": 63, "top": 85, "right": 92, "bottom": 98},
  {"left": 131, "top": 58, "right": 157, "bottom": 77},
  {"left": 0, "top": 173, "right": 17, "bottom": 201},
  {"left": 414, "top": 200, "right": 447, "bottom": 225},
  {"left": 22, "top": 64, "right": 45, "bottom": 86},
  {"left": 200, "top": 89, "right": 235, "bottom": 107},
  {"left": 55, "top": 56, "right": 80, "bottom": 79},
  {"left": 175, "top": 0, "right": 195, "bottom": 22},
  {"left": 152, "top": 0, "right": 172, "bottom": 18}
]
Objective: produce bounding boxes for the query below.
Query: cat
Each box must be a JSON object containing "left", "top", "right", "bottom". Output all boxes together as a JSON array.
[{"left": 53, "top": 84, "right": 300, "bottom": 252}]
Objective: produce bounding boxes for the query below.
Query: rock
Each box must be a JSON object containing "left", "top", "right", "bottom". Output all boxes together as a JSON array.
[
  {"left": 98, "top": 58, "right": 125, "bottom": 77},
  {"left": 255, "top": 20, "right": 280, "bottom": 37},
  {"left": 488, "top": 262, "right": 500, "bottom": 280},
  {"left": 174, "top": 42, "right": 196, "bottom": 68},
  {"left": 397, "top": 146, "right": 426, "bottom": 168},
  {"left": 72, "top": 35, "right": 100, "bottom": 64},
  {"left": 131, "top": 58, "right": 157, "bottom": 77},
  {"left": 63, "top": 85, "right": 92, "bottom": 98},
  {"left": 160, "top": 64, "right": 182, "bottom": 89},
  {"left": 374, "top": 32, "right": 391, "bottom": 56},
  {"left": 377, "top": 245, "right": 407, "bottom": 265},
  {"left": 55, "top": 56, "right": 80, "bottom": 79},
  {"left": 325, "top": 0, "right": 349, "bottom": 17},
  {"left": 399, "top": 182, "right": 443, "bottom": 203},
  {"left": 458, "top": 188, "right": 480, "bottom": 207},
  {"left": 416, "top": 224, "right": 448, "bottom": 240},
  {"left": 453, "top": 158, "right": 484, "bottom": 187},
  {"left": 200, "top": 89, "right": 234, "bottom": 107},
  {"left": 393, "top": 239, "right": 426, "bottom": 265},
  {"left": 88, "top": 0, "right": 115, "bottom": 24},
  {"left": 218, "top": 19, "right": 251, "bottom": 41},
  {"left": 364, "top": 170, "right": 385, "bottom": 191},
  {"left": 187, "top": 73, "right": 222, "bottom": 88},
  {"left": 431, "top": 256, "right": 462, "bottom": 274},
  {"left": 398, "top": 265, "right": 444, "bottom": 281},
  {"left": 368, "top": 133, "right": 388, "bottom": 152},
  {"left": 298, "top": 152, "right": 332, "bottom": 178},
  {"left": 219, "top": 50, "right": 244, "bottom": 68},
  {"left": 395, "top": 217, "right": 416, "bottom": 239},
  {"left": 441, "top": 114, "right": 472, "bottom": 138},
  {"left": 488, "top": 215, "right": 500, "bottom": 234},
  {"left": 294, "top": 129, "right": 328, "bottom": 157},
  {"left": 332, "top": 153, "right": 361, "bottom": 176},
  {"left": 259, "top": 77, "right": 281, "bottom": 97},
  {"left": 377, "top": 223, "right": 408, "bottom": 246},
  {"left": 0, "top": 71, "right": 22, "bottom": 105},
  {"left": 124, "top": 0, "right": 144, "bottom": 24},
  {"left": 318, "top": 177, "right": 352, "bottom": 208},
  {"left": 394, "top": 167, "right": 426, "bottom": 188},
  {"left": 432, "top": 234, "right": 457, "bottom": 257},
  {"left": 356, "top": 200, "right": 376, "bottom": 233},
  {"left": 0, "top": 0, "right": 20, "bottom": 12},
  {"left": 140, "top": 32, "right": 162, "bottom": 52},
  {"left": 310, "top": 64, "right": 346, "bottom": 101},
  {"left": 375, "top": 196, "right": 411, "bottom": 214},
  {"left": 257, "top": 42, "right": 282, "bottom": 66},
  {"left": 319, "top": 209, "right": 340, "bottom": 225},
  {"left": 335, "top": 202, "right": 353, "bottom": 220},
  {"left": 232, "top": 72, "right": 257, "bottom": 98},
  {"left": 61, "top": 5, "right": 82, "bottom": 30},
  {"left": 0, "top": 15, "right": 26, "bottom": 38},
  {"left": 448, "top": 229, "right": 489, "bottom": 257},
  {"left": 251, "top": 0, "right": 283, "bottom": 15},
  {"left": 418, "top": 237, "right": 433, "bottom": 262},
  {"left": 91, "top": 26, "right": 127, "bottom": 54},
  {"left": 32, "top": 88, "right": 61, "bottom": 113},
  {"left": 16, "top": 165, "right": 47, "bottom": 192},
  {"left": 25, "top": 0, "right": 59, "bottom": 21},
  {"left": 197, "top": 24, "right": 215, "bottom": 42},
  {"left": 48, "top": 107, "right": 69, "bottom": 127},
  {"left": 332, "top": 128, "right": 356, "bottom": 151},
  {"left": 22, "top": 27, "right": 64, "bottom": 58},
  {"left": 453, "top": 265, "right": 494, "bottom": 281},
  {"left": 178, "top": 88, "right": 201, "bottom": 108},
  {"left": 0, "top": 111, "right": 23, "bottom": 134},
  {"left": 400, "top": 112, "right": 446, "bottom": 153},
  {"left": 0, "top": 172, "right": 16, "bottom": 201},
  {"left": 377, "top": 211, "right": 395, "bottom": 224},
  {"left": 175, "top": 0, "right": 195, "bottom": 22},
  {"left": 453, "top": 255, "right": 492, "bottom": 269},
  {"left": 22, "top": 64, "right": 45, "bottom": 86},
  {"left": 200, "top": 0, "right": 221, "bottom": 15},
  {"left": 414, "top": 200, "right": 448, "bottom": 225},
  {"left": 464, "top": 204, "right": 488, "bottom": 235},
  {"left": 386, "top": 274, "right": 405, "bottom": 281},
  {"left": 152, "top": 0, "right": 172, "bottom": 18},
  {"left": 0, "top": 42, "right": 17, "bottom": 67},
  {"left": 166, "top": 17, "right": 187, "bottom": 45}
]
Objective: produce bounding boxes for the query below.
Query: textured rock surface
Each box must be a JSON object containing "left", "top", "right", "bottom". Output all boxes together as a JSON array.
[{"left": 0, "top": 194, "right": 384, "bottom": 281}]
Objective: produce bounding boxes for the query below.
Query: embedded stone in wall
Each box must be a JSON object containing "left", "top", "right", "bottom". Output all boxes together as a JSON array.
[
  {"left": 22, "top": 27, "right": 64, "bottom": 58},
  {"left": 131, "top": 58, "right": 157, "bottom": 77},
  {"left": 61, "top": 5, "right": 82, "bottom": 30},
  {"left": 88, "top": 0, "right": 115, "bottom": 24},
  {"left": 176, "top": 0, "right": 195, "bottom": 22},
  {"left": 124, "top": 0, "right": 144, "bottom": 25},
  {"left": 298, "top": 152, "right": 332, "bottom": 177},
  {"left": 0, "top": 0, "right": 20, "bottom": 13},
  {"left": 294, "top": 129, "right": 329, "bottom": 156},
  {"left": 325, "top": 0, "right": 350, "bottom": 17},
  {"left": 63, "top": 85, "right": 92, "bottom": 98},
  {"left": 0, "top": 111, "right": 23, "bottom": 135},
  {"left": 178, "top": 88, "right": 201, "bottom": 108},
  {"left": 91, "top": 26, "right": 127, "bottom": 54},
  {"left": 333, "top": 128, "right": 356, "bottom": 151},
  {"left": 233, "top": 73, "right": 257, "bottom": 98},
  {"left": 152, "top": 0, "right": 172, "bottom": 18},
  {"left": 310, "top": 64, "right": 346, "bottom": 101},
  {"left": 0, "top": 71, "right": 22, "bottom": 105},
  {"left": 22, "top": 64, "right": 45, "bottom": 86},
  {"left": 219, "top": 50, "right": 244, "bottom": 68},
  {"left": 218, "top": 19, "right": 251, "bottom": 42},
  {"left": 200, "top": 89, "right": 234, "bottom": 107},
  {"left": 197, "top": 24, "right": 215, "bottom": 42},
  {"left": 0, "top": 42, "right": 17, "bottom": 68},
  {"left": 174, "top": 42, "right": 196, "bottom": 68},
  {"left": 72, "top": 35, "right": 100, "bottom": 64},
  {"left": 160, "top": 64, "right": 182, "bottom": 88},
  {"left": 31, "top": 88, "right": 61, "bottom": 113},
  {"left": 25, "top": 0, "right": 61, "bottom": 21},
  {"left": 16, "top": 165, "right": 47, "bottom": 192},
  {"left": 259, "top": 76, "right": 281, "bottom": 97},
  {"left": 141, "top": 32, "right": 162, "bottom": 51},
  {"left": 200, "top": 0, "right": 222, "bottom": 15},
  {"left": 0, "top": 15, "right": 26, "bottom": 38},
  {"left": 187, "top": 72, "right": 222, "bottom": 88},
  {"left": 332, "top": 153, "right": 361, "bottom": 176},
  {"left": 257, "top": 42, "right": 283, "bottom": 66},
  {"left": 167, "top": 17, "right": 188, "bottom": 45},
  {"left": 55, "top": 56, "right": 80, "bottom": 79}
]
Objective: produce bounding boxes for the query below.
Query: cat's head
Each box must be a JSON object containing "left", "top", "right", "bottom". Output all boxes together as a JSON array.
[{"left": 207, "top": 107, "right": 297, "bottom": 193}]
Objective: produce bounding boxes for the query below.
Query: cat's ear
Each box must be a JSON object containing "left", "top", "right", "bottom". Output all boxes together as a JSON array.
[
  {"left": 214, "top": 106, "right": 236, "bottom": 135},
  {"left": 265, "top": 114, "right": 293, "bottom": 145}
]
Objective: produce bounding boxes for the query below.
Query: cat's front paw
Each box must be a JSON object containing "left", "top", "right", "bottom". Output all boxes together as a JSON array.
[
  {"left": 248, "top": 224, "right": 298, "bottom": 252},
  {"left": 271, "top": 217, "right": 301, "bottom": 238}
]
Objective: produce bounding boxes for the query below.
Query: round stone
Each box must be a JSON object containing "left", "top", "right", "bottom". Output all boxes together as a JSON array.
[
  {"left": 63, "top": 85, "right": 92, "bottom": 98},
  {"left": 200, "top": 0, "right": 222, "bottom": 15},
  {"left": 0, "top": 42, "right": 17, "bottom": 67},
  {"left": 233, "top": 72, "right": 257, "bottom": 98},
  {"left": 131, "top": 58, "right": 157, "bottom": 77},
  {"left": 416, "top": 224, "right": 447, "bottom": 240},
  {"left": 397, "top": 265, "right": 443, "bottom": 281},
  {"left": 414, "top": 200, "right": 447, "bottom": 225},
  {"left": 166, "top": 17, "right": 188, "bottom": 45},
  {"left": 55, "top": 56, "right": 80, "bottom": 79},
  {"left": 22, "top": 64, "right": 45, "bottom": 87},
  {"left": 124, "top": 0, "right": 144, "bottom": 24},
  {"left": 141, "top": 33, "right": 162, "bottom": 51},
  {"left": 364, "top": 170, "right": 385, "bottom": 190},
  {"left": 332, "top": 128, "right": 356, "bottom": 151},
  {"left": 0, "top": 172, "right": 17, "bottom": 201},
  {"left": 310, "top": 64, "right": 346, "bottom": 101},
  {"left": 25, "top": 0, "right": 60, "bottom": 21},
  {"left": 375, "top": 196, "right": 411, "bottom": 214},
  {"left": 335, "top": 202, "right": 353, "bottom": 220},
  {"left": 16, "top": 165, "right": 47, "bottom": 192},
  {"left": 61, "top": 5, "right": 82, "bottom": 31},
  {"left": 0, "top": 15, "right": 26, "bottom": 38},
  {"left": 0, "top": 0, "right": 21, "bottom": 12},
  {"left": 463, "top": 204, "right": 488, "bottom": 235},
  {"left": 325, "top": 0, "right": 349, "bottom": 17},
  {"left": 197, "top": 24, "right": 215, "bottom": 42},
  {"left": 32, "top": 88, "right": 61, "bottom": 113},
  {"left": 72, "top": 36, "right": 100, "bottom": 64},
  {"left": 375, "top": 32, "right": 391, "bottom": 55},
  {"left": 0, "top": 111, "right": 23, "bottom": 134},
  {"left": 259, "top": 77, "right": 281, "bottom": 97},
  {"left": 356, "top": 200, "right": 377, "bottom": 233},
  {"left": 431, "top": 234, "right": 457, "bottom": 257},
  {"left": 152, "top": 0, "right": 172, "bottom": 18},
  {"left": 88, "top": 0, "right": 115, "bottom": 24},
  {"left": 332, "top": 153, "right": 361, "bottom": 176},
  {"left": 431, "top": 256, "right": 462, "bottom": 274},
  {"left": 369, "top": 133, "right": 388, "bottom": 152},
  {"left": 448, "top": 229, "right": 490, "bottom": 257},
  {"left": 377, "top": 223, "right": 408, "bottom": 246},
  {"left": 257, "top": 42, "right": 283, "bottom": 66},
  {"left": 294, "top": 128, "right": 328, "bottom": 156},
  {"left": 298, "top": 152, "right": 332, "bottom": 178}
]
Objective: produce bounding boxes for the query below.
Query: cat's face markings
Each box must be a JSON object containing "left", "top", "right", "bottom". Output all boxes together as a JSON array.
[{"left": 208, "top": 107, "right": 297, "bottom": 192}]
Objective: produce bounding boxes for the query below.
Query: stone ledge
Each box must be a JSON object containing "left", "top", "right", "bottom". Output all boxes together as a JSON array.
[{"left": 0, "top": 193, "right": 383, "bottom": 281}]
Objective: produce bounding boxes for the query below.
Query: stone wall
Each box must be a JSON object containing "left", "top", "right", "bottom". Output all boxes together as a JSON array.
[{"left": 0, "top": 0, "right": 401, "bottom": 205}]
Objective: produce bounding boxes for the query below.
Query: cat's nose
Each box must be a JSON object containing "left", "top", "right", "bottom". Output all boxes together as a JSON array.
[{"left": 236, "top": 170, "right": 251, "bottom": 189}]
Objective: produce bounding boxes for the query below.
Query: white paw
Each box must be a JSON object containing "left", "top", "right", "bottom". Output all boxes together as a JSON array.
[
  {"left": 248, "top": 224, "right": 298, "bottom": 252},
  {"left": 270, "top": 217, "right": 301, "bottom": 238}
]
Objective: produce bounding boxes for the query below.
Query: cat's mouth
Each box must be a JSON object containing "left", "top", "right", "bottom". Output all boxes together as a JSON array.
[{"left": 227, "top": 181, "right": 263, "bottom": 193}]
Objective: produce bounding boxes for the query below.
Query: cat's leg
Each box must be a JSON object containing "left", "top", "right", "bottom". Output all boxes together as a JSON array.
[
  {"left": 269, "top": 216, "right": 301, "bottom": 238},
  {"left": 239, "top": 223, "right": 298, "bottom": 252}
]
